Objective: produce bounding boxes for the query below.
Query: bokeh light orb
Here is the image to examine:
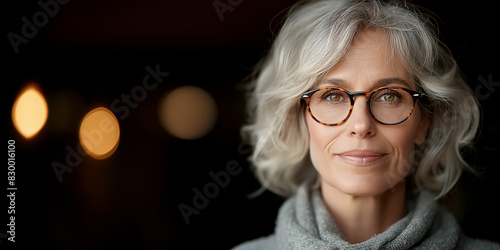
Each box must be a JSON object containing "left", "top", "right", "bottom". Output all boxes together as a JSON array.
[
  {"left": 12, "top": 85, "right": 49, "bottom": 139},
  {"left": 158, "top": 86, "right": 217, "bottom": 140},
  {"left": 79, "top": 107, "right": 120, "bottom": 160}
]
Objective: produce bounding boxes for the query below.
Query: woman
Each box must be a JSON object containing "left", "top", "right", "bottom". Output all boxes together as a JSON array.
[{"left": 233, "top": 0, "right": 500, "bottom": 249}]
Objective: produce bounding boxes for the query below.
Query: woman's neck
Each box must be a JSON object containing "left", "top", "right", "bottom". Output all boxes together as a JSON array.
[{"left": 321, "top": 180, "right": 407, "bottom": 244}]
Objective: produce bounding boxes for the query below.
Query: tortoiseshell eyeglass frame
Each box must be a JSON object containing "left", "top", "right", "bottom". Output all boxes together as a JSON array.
[{"left": 300, "top": 86, "right": 423, "bottom": 126}]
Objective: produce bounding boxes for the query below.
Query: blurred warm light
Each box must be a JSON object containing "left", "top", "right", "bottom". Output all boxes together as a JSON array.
[
  {"left": 158, "top": 86, "right": 217, "bottom": 140},
  {"left": 12, "top": 85, "right": 49, "bottom": 139},
  {"left": 79, "top": 107, "right": 120, "bottom": 160}
]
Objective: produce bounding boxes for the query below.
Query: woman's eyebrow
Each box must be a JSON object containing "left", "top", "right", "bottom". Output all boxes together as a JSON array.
[
  {"left": 320, "top": 78, "right": 348, "bottom": 87},
  {"left": 375, "top": 78, "right": 411, "bottom": 88},
  {"left": 319, "top": 77, "right": 411, "bottom": 89}
]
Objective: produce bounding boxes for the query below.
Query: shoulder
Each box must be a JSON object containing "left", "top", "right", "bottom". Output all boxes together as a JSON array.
[
  {"left": 457, "top": 233, "right": 500, "bottom": 250},
  {"left": 231, "top": 234, "right": 277, "bottom": 250},
  {"left": 435, "top": 205, "right": 500, "bottom": 249}
]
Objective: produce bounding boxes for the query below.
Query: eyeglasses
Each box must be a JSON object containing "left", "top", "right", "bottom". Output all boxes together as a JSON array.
[{"left": 301, "top": 86, "right": 422, "bottom": 126}]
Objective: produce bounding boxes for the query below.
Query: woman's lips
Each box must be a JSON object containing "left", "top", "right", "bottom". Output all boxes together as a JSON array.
[{"left": 336, "top": 151, "right": 386, "bottom": 166}]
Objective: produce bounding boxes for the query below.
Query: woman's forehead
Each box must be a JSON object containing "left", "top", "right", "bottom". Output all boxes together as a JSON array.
[{"left": 316, "top": 29, "right": 414, "bottom": 90}]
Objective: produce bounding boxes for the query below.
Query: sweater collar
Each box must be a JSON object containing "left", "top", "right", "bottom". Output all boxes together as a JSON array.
[{"left": 274, "top": 185, "right": 460, "bottom": 249}]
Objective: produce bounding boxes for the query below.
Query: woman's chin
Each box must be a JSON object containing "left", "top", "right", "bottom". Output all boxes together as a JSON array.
[{"left": 322, "top": 177, "right": 404, "bottom": 198}]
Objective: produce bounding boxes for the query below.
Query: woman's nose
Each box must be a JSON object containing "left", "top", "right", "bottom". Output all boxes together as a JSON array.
[{"left": 347, "top": 96, "right": 376, "bottom": 138}]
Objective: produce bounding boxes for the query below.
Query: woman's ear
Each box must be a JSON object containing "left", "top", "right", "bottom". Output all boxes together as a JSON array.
[{"left": 415, "top": 107, "right": 430, "bottom": 145}]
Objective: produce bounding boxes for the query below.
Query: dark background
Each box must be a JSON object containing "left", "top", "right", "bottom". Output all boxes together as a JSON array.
[{"left": 3, "top": 0, "right": 500, "bottom": 249}]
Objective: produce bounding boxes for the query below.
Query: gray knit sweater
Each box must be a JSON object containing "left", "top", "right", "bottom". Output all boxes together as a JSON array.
[{"left": 233, "top": 186, "right": 499, "bottom": 250}]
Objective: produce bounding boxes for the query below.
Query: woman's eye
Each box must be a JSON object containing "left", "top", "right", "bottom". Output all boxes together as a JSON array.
[
  {"left": 326, "top": 94, "right": 342, "bottom": 102},
  {"left": 380, "top": 94, "right": 397, "bottom": 102}
]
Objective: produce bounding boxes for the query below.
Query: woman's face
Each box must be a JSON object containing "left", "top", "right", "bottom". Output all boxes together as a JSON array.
[{"left": 306, "top": 29, "right": 429, "bottom": 196}]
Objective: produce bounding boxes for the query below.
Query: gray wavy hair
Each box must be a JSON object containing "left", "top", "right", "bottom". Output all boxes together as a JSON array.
[{"left": 241, "top": 0, "right": 479, "bottom": 198}]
